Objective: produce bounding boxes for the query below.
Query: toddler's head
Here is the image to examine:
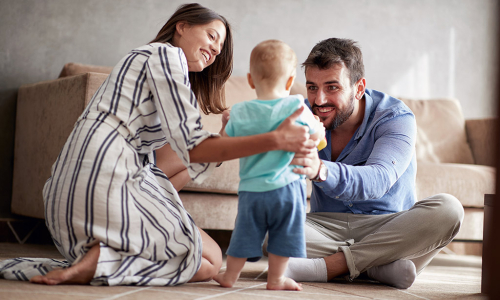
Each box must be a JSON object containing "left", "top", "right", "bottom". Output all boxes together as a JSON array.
[{"left": 249, "top": 40, "right": 297, "bottom": 92}]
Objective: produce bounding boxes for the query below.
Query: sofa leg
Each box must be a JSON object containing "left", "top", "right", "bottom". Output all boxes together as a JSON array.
[{"left": 2, "top": 218, "right": 41, "bottom": 244}]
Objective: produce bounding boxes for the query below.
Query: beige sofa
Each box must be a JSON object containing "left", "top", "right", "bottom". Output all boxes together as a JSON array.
[{"left": 12, "top": 63, "right": 496, "bottom": 254}]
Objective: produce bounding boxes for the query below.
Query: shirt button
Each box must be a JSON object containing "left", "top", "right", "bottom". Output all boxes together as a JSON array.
[
  {"left": 392, "top": 160, "right": 396, "bottom": 164},
  {"left": 335, "top": 196, "right": 339, "bottom": 199},
  {"left": 349, "top": 204, "right": 353, "bottom": 207}
]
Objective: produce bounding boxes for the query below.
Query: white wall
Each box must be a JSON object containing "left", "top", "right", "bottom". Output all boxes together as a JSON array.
[
  {"left": 1, "top": 0, "right": 498, "bottom": 118},
  {"left": 0, "top": 0, "right": 498, "bottom": 215}
]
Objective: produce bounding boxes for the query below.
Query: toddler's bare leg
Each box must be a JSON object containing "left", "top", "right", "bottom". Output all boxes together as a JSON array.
[
  {"left": 213, "top": 255, "right": 246, "bottom": 288},
  {"left": 267, "top": 253, "right": 302, "bottom": 291}
]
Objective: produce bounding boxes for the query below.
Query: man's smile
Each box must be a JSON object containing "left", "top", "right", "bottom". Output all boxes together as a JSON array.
[{"left": 314, "top": 106, "right": 335, "bottom": 117}]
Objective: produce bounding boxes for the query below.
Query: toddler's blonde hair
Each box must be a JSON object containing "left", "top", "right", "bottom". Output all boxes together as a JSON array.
[{"left": 250, "top": 40, "right": 297, "bottom": 87}]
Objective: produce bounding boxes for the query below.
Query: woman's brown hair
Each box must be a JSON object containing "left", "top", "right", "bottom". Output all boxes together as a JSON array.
[{"left": 150, "top": 3, "right": 233, "bottom": 115}]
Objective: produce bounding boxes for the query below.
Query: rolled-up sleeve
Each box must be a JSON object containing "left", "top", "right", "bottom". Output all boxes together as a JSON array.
[{"left": 145, "top": 44, "right": 218, "bottom": 183}]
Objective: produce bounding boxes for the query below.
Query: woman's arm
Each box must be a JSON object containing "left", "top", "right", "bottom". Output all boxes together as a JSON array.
[
  {"left": 155, "top": 144, "right": 191, "bottom": 191},
  {"left": 190, "top": 106, "right": 315, "bottom": 163}
]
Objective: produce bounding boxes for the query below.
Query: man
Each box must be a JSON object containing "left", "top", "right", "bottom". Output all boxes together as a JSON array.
[{"left": 288, "top": 38, "right": 464, "bottom": 289}]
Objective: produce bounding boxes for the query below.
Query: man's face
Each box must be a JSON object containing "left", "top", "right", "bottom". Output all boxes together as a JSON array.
[{"left": 306, "top": 64, "right": 356, "bottom": 131}]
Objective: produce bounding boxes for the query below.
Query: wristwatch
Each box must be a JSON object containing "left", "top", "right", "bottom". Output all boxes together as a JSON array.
[{"left": 311, "top": 160, "right": 328, "bottom": 182}]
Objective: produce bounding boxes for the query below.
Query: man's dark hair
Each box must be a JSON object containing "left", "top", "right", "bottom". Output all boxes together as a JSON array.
[{"left": 302, "top": 38, "right": 364, "bottom": 86}]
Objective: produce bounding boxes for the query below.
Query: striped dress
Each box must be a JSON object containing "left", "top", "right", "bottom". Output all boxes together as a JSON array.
[{"left": 1, "top": 43, "right": 218, "bottom": 286}]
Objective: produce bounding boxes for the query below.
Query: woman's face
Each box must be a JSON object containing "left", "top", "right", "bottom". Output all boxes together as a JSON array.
[{"left": 174, "top": 20, "right": 226, "bottom": 72}]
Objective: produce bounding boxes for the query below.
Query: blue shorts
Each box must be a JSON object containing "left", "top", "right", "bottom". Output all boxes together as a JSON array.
[{"left": 226, "top": 179, "right": 307, "bottom": 259}]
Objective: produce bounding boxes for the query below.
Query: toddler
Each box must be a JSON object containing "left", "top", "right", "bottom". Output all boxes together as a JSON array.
[{"left": 213, "top": 40, "right": 324, "bottom": 291}]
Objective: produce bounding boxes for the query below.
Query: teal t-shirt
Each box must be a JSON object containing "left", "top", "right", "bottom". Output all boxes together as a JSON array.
[{"left": 225, "top": 95, "right": 318, "bottom": 192}]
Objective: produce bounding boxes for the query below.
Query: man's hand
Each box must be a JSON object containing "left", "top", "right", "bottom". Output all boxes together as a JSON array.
[{"left": 291, "top": 149, "right": 322, "bottom": 179}]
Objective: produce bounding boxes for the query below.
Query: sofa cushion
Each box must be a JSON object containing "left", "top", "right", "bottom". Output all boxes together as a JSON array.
[
  {"left": 59, "top": 62, "right": 113, "bottom": 78},
  {"left": 180, "top": 190, "right": 312, "bottom": 231},
  {"left": 416, "top": 161, "right": 495, "bottom": 208},
  {"left": 455, "top": 208, "right": 485, "bottom": 241},
  {"left": 180, "top": 192, "right": 239, "bottom": 230},
  {"left": 401, "top": 98, "right": 475, "bottom": 164},
  {"left": 182, "top": 159, "right": 313, "bottom": 198},
  {"left": 12, "top": 73, "right": 109, "bottom": 219}
]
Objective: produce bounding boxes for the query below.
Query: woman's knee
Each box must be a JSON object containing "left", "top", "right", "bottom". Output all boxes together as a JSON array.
[
  {"left": 189, "top": 229, "right": 223, "bottom": 282},
  {"left": 199, "top": 228, "right": 223, "bottom": 272}
]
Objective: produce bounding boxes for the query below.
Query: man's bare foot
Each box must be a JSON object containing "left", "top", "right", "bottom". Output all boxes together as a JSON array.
[
  {"left": 30, "top": 244, "right": 100, "bottom": 285},
  {"left": 213, "top": 272, "right": 239, "bottom": 288},
  {"left": 267, "top": 276, "right": 302, "bottom": 291}
]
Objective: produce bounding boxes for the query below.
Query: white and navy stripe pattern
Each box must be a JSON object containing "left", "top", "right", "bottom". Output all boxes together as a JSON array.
[
  {"left": 0, "top": 258, "right": 70, "bottom": 281},
  {"left": 0, "top": 43, "right": 217, "bottom": 286}
]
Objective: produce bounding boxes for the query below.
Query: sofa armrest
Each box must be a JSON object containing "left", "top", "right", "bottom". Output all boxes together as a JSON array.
[
  {"left": 11, "top": 73, "right": 108, "bottom": 219},
  {"left": 465, "top": 118, "right": 498, "bottom": 167}
]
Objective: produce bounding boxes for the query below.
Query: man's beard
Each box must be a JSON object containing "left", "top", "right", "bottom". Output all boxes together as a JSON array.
[{"left": 316, "top": 92, "right": 355, "bottom": 131}]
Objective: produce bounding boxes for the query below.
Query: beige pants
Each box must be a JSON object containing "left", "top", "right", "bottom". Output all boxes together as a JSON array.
[{"left": 305, "top": 193, "right": 464, "bottom": 280}]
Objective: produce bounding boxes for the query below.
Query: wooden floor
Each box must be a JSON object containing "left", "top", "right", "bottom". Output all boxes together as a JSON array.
[{"left": 0, "top": 243, "right": 485, "bottom": 300}]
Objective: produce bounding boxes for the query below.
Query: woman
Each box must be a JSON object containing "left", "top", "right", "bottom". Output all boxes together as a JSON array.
[{"left": 28, "top": 3, "right": 313, "bottom": 286}]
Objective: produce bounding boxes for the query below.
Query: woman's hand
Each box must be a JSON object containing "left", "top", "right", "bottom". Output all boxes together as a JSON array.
[
  {"left": 275, "top": 107, "right": 316, "bottom": 154},
  {"left": 291, "top": 149, "right": 322, "bottom": 179}
]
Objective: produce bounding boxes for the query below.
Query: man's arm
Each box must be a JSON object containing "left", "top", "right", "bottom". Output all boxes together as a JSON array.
[{"left": 293, "top": 113, "right": 416, "bottom": 200}]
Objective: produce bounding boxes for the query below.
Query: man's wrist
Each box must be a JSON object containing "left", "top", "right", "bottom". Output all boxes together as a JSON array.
[{"left": 311, "top": 160, "right": 328, "bottom": 182}]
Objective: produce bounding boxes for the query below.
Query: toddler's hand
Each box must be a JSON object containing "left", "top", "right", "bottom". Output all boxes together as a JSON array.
[
  {"left": 219, "top": 109, "right": 231, "bottom": 136},
  {"left": 222, "top": 109, "right": 231, "bottom": 126}
]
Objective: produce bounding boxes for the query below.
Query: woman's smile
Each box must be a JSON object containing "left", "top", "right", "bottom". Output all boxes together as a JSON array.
[
  {"left": 201, "top": 49, "right": 211, "bottom": 64},
  {"left": 173, "top": 20, "right": 226, "bottom": 72}
]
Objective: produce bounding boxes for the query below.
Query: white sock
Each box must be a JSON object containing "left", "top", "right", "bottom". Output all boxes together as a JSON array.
[
  {"left": 367, "top": 260, "right": 417, "bottom": 289},
  {"left": 283, "top": 257, "right": 328, "bottom": 282}
]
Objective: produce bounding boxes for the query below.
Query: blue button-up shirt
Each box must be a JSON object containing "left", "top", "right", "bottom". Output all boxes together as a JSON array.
[{"left": 308, "top": 89, "right": 417, "bottom": 215}]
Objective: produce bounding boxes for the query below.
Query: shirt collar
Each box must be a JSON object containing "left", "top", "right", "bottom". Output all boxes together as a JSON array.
[{"left": 354, "top": 89, "right": 374, "bottom": 140}]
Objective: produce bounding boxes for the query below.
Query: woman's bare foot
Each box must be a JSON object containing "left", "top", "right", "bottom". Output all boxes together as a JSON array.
[
  {"left": 213, "top": 272, "right": 239, "bottom": 288},
  {"left": 30, "top": 244, "right": 100, "bottom": 285},
  {"left": 267, "top": 276, "right": 302, "bottom": 291}
]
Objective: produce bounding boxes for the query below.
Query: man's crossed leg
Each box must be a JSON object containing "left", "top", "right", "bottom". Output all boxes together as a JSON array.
[{"left": 284, "top": 193, "right": 464, "bottom": 289}]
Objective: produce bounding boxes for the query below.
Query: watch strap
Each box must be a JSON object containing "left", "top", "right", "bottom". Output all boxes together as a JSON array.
[{"left": 311, "top": 160, "right": 326, "bottom": 182}]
